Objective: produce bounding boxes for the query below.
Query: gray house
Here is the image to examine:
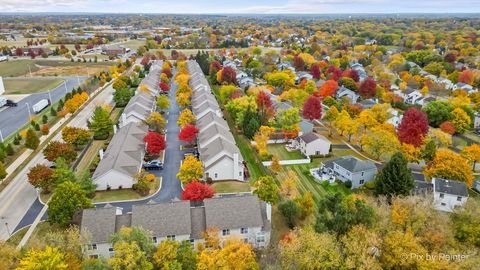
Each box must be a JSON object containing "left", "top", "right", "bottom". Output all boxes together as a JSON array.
[
  {"left": 320, "top": 156, "right": 377, "bottom": 188},
  {"left": 79, "top": 194, "right": 272, "bottom": 258}
]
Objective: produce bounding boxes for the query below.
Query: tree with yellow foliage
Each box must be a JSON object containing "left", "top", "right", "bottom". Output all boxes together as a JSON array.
[
  {"left": 177, "top": 109, "right": 196, "bottom": 128},
  {"left": 401, "top": 143, "right": 422, "bottom": 163},
  {"left": 323, "top": 106, "right": 339, "bottom": 136},
  {"left": 177, "top": 156, "right": 203, "bottom": 184},
  {"left": 357, "top": 109, "right": 379, "bottom": 133},
  {"left": 176, "top": 92, "right": 191, "bottom": 107},
  {"left": 333, "top": 110, "right": 359, "bottom": 141},
  {"left": 17, "top": 246, "right": 68, "bottom": 270},
  {"left": 270, "top": 155, "right": 282, "bottom": 174},
  {"left": 423, "top": 149, "right": 474, "bottom": 187},
  {"left": 197, "top": 239, "right": 259, "bottom": 270},
  {"left": 281, "top": 170, "right": 298, "bottom": 199},
  {"left": 146, "top": 112, "right": 166, "bottom": 133},
  {"left": 361, "top": 126, "right": 400, "bottom": 160},
  {"left": 253, "top": 126, "right": 275, "bottom": 160},
  {"left": 451, "top": 107, "right": 471, "bottom": 134},
  {"left": 461, "top": 143, "right": 480, "bottom": 171},
  {"left": 429, "top": 129, "right": 452, "bottom": 148}
]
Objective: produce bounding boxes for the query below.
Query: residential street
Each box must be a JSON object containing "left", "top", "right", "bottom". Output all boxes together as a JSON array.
[
  {"left": 0, "top": 82, "right": 115, "bottom": 240},
  {"left": 0, "top": 76, "right": 87, "bottom": 138},
  {"left": 11, "top": 69, "right": 183, "bottom": 236},
  {"left": 95, "top": 73, "right": 183, "bottom": 212}
]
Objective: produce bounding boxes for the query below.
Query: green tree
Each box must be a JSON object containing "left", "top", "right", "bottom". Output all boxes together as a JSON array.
[
  {"left": 375, "top": 152, "right": 414, "bottom": 199},
  {"left": 421, "top": 139, "right": 437, "bottom": 162},
  {"left": 77, "top": 171, "right": 97, "bottom": 198},
  {"left": 153, "top": 240, "right": 197, "bottom": 270},
  {"left": 253, "top": 176, "right": 279, "bottom": 204},
  {"left": 279, "top": 200, "right": 300, "bottom": 229},
  {"left": 315, "top": 193, "right": 374, "bottom": 237},
  {"left": 25, "top": 128, "right": 40, "bottom": 150},
  {"left": 51, "top": 158, "right": 77, "bottom": 185},
  {"left": 110, "top": 227, "right": 156, "bottom": 257},
  {"left": 0, "top": 161, "right": 6, "bottom": 180},
  {"left": 89, "top": 107, "right": 113, "bottom": 140},
  {"left": 156, "top": 95, "right": 170, "bottom": 111},
  {"left": 275, "top": 108, "right": 301, "bottom": 134},
  {"left": 241, "top": 109, "right": 261, "bottom": 139},
  {"left": 422, "top": 101, "right": 453, "bottom": 127},
  {"left": 108, "top": 242, "right": 153, "bottom": 270},
  {"left": 113, "top": 88, "right": 134, "bottom": 107},
  {"left": 48, "top": 181, "right": 92, "bottom": 227}
]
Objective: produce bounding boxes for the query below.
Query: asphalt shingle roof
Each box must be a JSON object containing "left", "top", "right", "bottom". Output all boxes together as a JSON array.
[
  {"left": 433, "top": 178, "right": 469, "bottom": 197},
  {"left": 330, "top": 156, "right": 377, "bottom": 173}
]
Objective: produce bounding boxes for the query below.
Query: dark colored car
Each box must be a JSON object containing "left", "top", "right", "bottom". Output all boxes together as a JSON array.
[
  {"left": 143, "top": 160, "right": 163, "bottom": 170},
  {"left": 6, "top": 100, "right": 17, "bottom": 107}
]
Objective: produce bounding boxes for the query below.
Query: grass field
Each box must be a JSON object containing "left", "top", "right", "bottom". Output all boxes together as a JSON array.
[
  {"left": 93, "top": 176, "right": 161, "bottom": 203},
  {"left": 211, "top": 181, "right": 251, "bottom": 193},
  {"left": 0, "top": 59, "right": 116, "bottom": 77},
  {"left": 267, "top": 144, "right": 305, "bottom": 160},
  {"left": 7, "top": 221, "right": 60, "bottom": 247},
  {"left": 3, "top": 78, "right": 65, "bottom": 94},
  {"left": 74, "top": 140, "right": 105, "bottom": 176}
]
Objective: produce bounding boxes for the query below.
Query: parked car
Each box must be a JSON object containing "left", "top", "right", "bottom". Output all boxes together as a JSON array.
[
  {"left": 6, "top": 100, "right": 17, "bottom": 107},
  {"left": 183, "top": 151, "right": 199, "bottom": 159},
  {"left": 143, "top": 160, "right": 163, "bottom": 170}
]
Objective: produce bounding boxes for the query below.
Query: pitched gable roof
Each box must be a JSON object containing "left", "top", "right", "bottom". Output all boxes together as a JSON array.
[{"left": 204, "top": 195, "right": 265, "bottom": 229}]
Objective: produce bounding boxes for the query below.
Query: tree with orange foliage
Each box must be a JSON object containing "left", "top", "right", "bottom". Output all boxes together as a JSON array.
[
  {"left": 423, "top": 149, "right": 474, "bottom": 187},
  {"left": 319, "top": 80, "right": 339, "bottom": 97},
  {"left": 458, "top": 70, "right": 474, "bottom": 85}
]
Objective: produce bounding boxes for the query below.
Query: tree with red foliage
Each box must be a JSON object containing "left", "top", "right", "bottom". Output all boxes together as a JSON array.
[
  {"left": 140, "top": 55, "right": 150, "bottom": 66},
  {"left": 15, "top": 48, "right": 23, "bottom": 57},
  {"left": 86, "top": 43, "right": 94, "bottom": 50},
  {"left": 397, "top": 108, "right": 429, "bottom": 147},
  {"left": 359, "top": 77, "right": 377, "bottom": 99},
  {"left": 144, "top": 131, "right": 166, "bottom": 155},
  {"left": 303, "top": 96, "right": 322, "bottom": 120},
  {"left": 209, "top": 60, "right": 222, "bottom": 75},
  {"left": 162, "top": 68, "right": 172, "bottom": 78},
  {"left": 74, "top": 44, "right": 81, "bottom": 51},
  {"left": 220, "top": 67, "right": 237, "bottom": 85},
  {"left": 178, "top": 124, "right": 199, "bottom": 144},
  {"left": 310, "top": 63, "right": 321, "bottom": 80},
  {"left": 28, "top": 48, "right": 36, "bottom": 59},
  {"left": 257, "top": 91, "right": 274, "bottom": 123},
  {"left": 318, "top": 80, "right": 339, "bottom": 97},
  {"left": 344, "top": 69, "right": 360, "bottom": 82},
  {"left": 444, "top": 53, "right": 457, "bottom": 63},
  {"left": 159, "top": 82, "right": 170, "bottom": 92},
  {"left": 326, "top": 66, "right": 342, "bottom": 81},
  {"left": 181, "top": 181, "right": 215, "bottom": 202},
  {"left": 439, "top": 121, "right": 456, "bottom": 135},
  {"left": 293, "top": 55, "right": 305, "bottom": 71},
  {"left": 458, "top": 70, "right": 474, "bottom": 85}
]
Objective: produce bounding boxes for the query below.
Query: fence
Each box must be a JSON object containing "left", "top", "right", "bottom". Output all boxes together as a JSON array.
[{"left": 262, "top": 158, "right": 311, "bottom": 166}]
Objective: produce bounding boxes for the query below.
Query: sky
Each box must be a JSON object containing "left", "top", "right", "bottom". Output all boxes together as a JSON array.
[{"left": 1, "top": 0, "right": 479, "bottom": 14}]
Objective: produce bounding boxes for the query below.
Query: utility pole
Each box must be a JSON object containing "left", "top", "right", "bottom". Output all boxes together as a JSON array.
[{"left": 25, "top": 102, "right": 32, "bottom": 118}]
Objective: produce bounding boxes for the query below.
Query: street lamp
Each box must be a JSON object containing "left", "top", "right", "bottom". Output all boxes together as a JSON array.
[
  {"left": 0, "top": 129, "right": 3, "bottom": 142},
  {"left": 63, "top": 81, "right": 68, "bottom": 95},
  {"left": 4, "top": 222, "right": 9, "bottom": 237},
  {"left": 25, "top": 102, "right": 32, "bottom": 118},
  {"left": 48, "top": 90, "right": 53, "bottom": 105}
]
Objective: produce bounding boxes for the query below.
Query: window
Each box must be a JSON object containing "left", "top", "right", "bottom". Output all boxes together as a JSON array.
[
  {"left": 214, "top": 173, "right": 218, "bottom": 178},
  {"left": 152, "top": 237, "right": 157, "bottom": 243},
  {"left": 361, "top": 172, "right": 364, "bottom": 176},
  {"left": 457, "top": 196, "right": 462, "bottom": 202},
  {"left": 440, "top": 193, "right": 444, "bottom": 198},
  {"left": 189, "top": 239, "right": 195, "bottom": 245},
  {"left": 241, "top": 228, "right": 248, "bottom": 234},
  {"left": 167, "top": 235, "right": 176, "bottom": 240},
  {"left": 256, "top": 235, "right": 266, "bottom": 243},
  {"left": 359, "top": 180, "right": 364, "bottom": 185},
  {"left": 108, "top": 247, "right": 114, "bottom": 252},
  {"left": 89, "top": 255, "right": 98, "bottom": 259},
  {"left": 441, "top": 203, "right": 446, "bottom": 206},
  {"left": 239, "top": 172, "right": 242, "bottom": 176},
  {"left": 92, "top": 243, "right": 97, "bottom": 250},
  {"left": 222, "top": 229, "right": 230, "bottom": 236}
]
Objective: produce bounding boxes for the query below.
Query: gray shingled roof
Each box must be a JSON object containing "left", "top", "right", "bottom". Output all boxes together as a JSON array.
[
  {"left": 433, "top": 178, "right": 469, "bottom": 197},
  {"left": 92, "top": 122, "right": 147, "bottom": 180},
  {"left": 199, "top": 137, "right": 243, "bottom": 168},
  {"left": 197, "top": 111, "right": 228, "bottom": 131},
  {"left": 198, "top": 123, "right": 235, "bottom": 147},
  {"left": 190, "top": 207, "right": 206, "bottom": 239},
  {"left": 299, "top": 132, "right": 330, "bottom": 144},
  {"left": 204, "top": 195, "right": 265, "bottom": 230},
  {"left": 131, "top": 201, "right": 192, "bottom": 237},
  {"left": 193, "top": 101, "right": 219, "bottom": 115},
  {"left": 81, "top": 207, "right": 117, "bottom": 243},
  {"left": 332, "top": 156, "right": 377, "bottom": 173}
]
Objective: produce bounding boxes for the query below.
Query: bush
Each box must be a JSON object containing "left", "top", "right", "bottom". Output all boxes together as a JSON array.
[
  {"left": 344, "top": 180, "right": 352, "bottom": 189},
  {"left": 42, "top": 115, "right": 48, "bottom": 124},
  {"left": 364, "top": 180, "right": 375, "bottom": 190},
  {"left": 41, "top": 124, "right": 50, "bottom": 135},
  {"left": 6, "top": 144, "right": 14, "bottom": 156}
]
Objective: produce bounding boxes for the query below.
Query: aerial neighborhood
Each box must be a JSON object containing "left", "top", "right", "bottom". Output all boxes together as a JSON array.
[{"left": 0, "top": 9, "right": 479, "bottom": 270}]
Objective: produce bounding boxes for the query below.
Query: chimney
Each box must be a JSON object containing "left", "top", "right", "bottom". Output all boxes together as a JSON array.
[
  {"left": 266, "top": 203, "right": 272, "bottom": 222},
  {"left": 99, "top": 149, "right": 104, "bottom": 160},
  {"left": 115, "top": 207, "right": 123, "bottom": 215},
  {"left": 233, "top": 152, "right": 239, "bottom": 180}
]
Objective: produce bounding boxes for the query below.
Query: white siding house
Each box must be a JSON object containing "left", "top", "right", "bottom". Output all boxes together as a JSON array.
[
  {"left": 432, "top": 178, "right": 469, "bottom": 212},
  {"left": 320, "top": 156, "right": 377, "bottom": 188},
  {"left": 292, "top": 132, "right": 331, "bottom": 157}
]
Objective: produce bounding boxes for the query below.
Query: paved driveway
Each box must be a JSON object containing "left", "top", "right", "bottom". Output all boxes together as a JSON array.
[{"left": 0, "top": 76, "right": 87, "bottom": 138}]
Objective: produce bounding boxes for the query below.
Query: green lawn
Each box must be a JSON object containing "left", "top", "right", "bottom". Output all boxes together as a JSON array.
[
  {"left": 74, "top": 140, "right": 105, "bottom": 176},
  {"left": 267, "top": 144, "right": 305, "bottom": 160},
  {"left": 7, "top": 221, "right": 60, "bottom": 248},
  {"left": 3, "top": 78, "right": 65, "bottom": 94},
  {"left": 211, "top": 181, "right": 251, "bottom": 193},
  {"left": 93, "top": 189, "right": 143, "bottom": 202}
]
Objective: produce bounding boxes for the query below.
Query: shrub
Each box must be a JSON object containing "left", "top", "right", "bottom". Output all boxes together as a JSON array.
[
  {"left": 41, "top": 124, "right": 50, "bottom": 135},
  {"left": 344, "top": 180, "right": 353, "bottom": 189},
  {"left": 364, "top": 180, "right": 375, "bottom": 190}
]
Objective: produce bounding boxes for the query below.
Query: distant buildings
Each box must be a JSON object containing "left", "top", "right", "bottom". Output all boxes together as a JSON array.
[{"left": 79, "top": 194, "right": 272, "bottom": 258}]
